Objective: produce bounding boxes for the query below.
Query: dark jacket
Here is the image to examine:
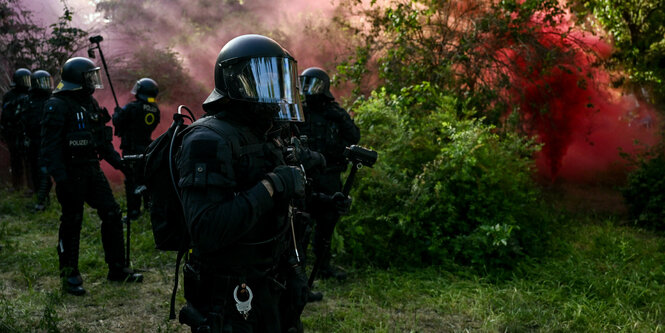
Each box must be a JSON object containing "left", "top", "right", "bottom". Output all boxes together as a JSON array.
[
  {"left": 1, "top": 88, "right": 30, "bottom": 143},
  {"left": 40, "top": 92, "right": 123, "bottom": 182},
  {"left": 23, "top": 90, "right": 51, "bottom": 144},
  {"left": 297, "top": 100, "right": 360, "bottom": 172},
  {"left": 177, "top": 115, "right": 290, "bottom": 277},
  {"left": 112, "top": 99, "right": 160, "bottom": 153}
]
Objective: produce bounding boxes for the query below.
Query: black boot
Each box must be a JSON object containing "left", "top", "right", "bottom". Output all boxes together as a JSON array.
[
  {"left": 318, "top": 264, "right": 347, "bottom": 281},
  {"left": 57, "top": 235, "right": 85, "bottom": 295},
  {"left": 107, "top": 265, "right": 143, "bottom": 283},
  {"left": 62, "top": 274, "right": 86, "bottom": 296}
]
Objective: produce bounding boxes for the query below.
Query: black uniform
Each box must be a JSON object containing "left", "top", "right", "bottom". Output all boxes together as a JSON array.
[
  {"left": 23, "top": 89, "right": 52, "bottom": 194},
  {"left": 1, "top": 87, "right": 30, "bottom": 190},
  {"left": 112, "top": 99, "right": 160, "bottom": 218},
  {"left": 41, "top": 91, "right": 133, "bottom": 291},
  {"left": 178, "top": 113, "right": 304, "bottom": 332},
  {"left": 296, "top": 98, "right": 360, "bottom": 278},
  {"left": 177, "top": 33, "right": 307, "bottom": 333}
]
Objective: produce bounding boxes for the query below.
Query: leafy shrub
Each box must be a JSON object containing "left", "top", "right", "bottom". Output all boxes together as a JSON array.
[
  {"left": 622, "top": 151, "right": 665, "bottom": 229},
  {"left": 339, "top": 83, "right": 549, "bottom": 269}
]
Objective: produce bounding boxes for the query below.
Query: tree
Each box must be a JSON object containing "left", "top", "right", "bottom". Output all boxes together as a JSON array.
[
  {"left": 337, "top": 0, "right": 600, "bottom": 122},
  {"left": 336, "top": 0, "right": 606, "bottom": 177},
  {"left": 572, "top": 0, "right": 665, "bottom": 109},
  {"left": 0, "top": 0, "right": 88, "bottom": 92}
]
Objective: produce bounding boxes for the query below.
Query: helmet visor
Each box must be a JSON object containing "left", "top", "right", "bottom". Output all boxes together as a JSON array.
[
  {"left": 130, "top": 81, "right": 139, "bottom": 95},
  {"left": 223, "top": 57, "right": 304, "bottom": 122},
  {"left": 84, "top": 68, "right": 104, "bottom": 89},
  {"left": 14, "top": 75, "right": 31, "bottom": 88},
  {"left": 299, "top": 76, "right": 327, "bottom": 96},
  {"left": 33, "top": 76, "right": 53, "bottom": 91}
]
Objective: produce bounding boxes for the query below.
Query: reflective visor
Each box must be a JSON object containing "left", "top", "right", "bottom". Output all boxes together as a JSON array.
[
  {"left": 33, "top": 76, "right": 53, "bottom": 90},
  {"left": 130, "top": 81, "right": 139, "bottom": 95},
  {"left": 15, "top": 75, "right": 31, "bottom": 88},
  {"left": 223, "top": 57, "right": 304, "bottom": 122},
  {"left": 84, "top": 68, "right": 104, "bottom": 89},
  {"left": 299, "top": 76, "right": 326, "bottom": 95}
]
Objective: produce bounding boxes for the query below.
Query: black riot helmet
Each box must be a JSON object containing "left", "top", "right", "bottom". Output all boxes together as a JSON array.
[
  {"left": 53, "top": 57, "right": 103, "bottom": 94},
  {"left": 203, "top": 34, "right": 304, "bottom": 122},
  {"left": 299, "top": 67, "right": 333, "bottom": 99},
  {"left": 12, "top": 68, "right": 32, "bottom": 89},
  {"left": 30, "top": 70, "right": 53, "bottom": 92},
  {"left": 131, "top": 78, "right": 158, "bottom": 103}
]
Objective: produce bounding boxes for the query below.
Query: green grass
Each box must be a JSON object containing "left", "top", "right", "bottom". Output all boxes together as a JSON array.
[{"left": 1, "top": 187, "right": 665, "bottom": 332}]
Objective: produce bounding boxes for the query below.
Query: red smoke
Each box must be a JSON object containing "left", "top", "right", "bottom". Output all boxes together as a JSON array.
[
  {"left": 501, "top": 14, "right": 659, "bottom": 182},
  {"left": 15, "top": 0, "right": 662, "bottom": 187}
]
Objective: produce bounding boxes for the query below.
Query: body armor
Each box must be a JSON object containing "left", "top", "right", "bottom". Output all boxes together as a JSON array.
[{"left": 113, "top": 99, "right": 161, "bottom": 152}]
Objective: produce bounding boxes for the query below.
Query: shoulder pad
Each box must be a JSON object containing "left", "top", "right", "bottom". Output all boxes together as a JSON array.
[{"left": 178, "top": 126, "right": 236, "bottom": 189}]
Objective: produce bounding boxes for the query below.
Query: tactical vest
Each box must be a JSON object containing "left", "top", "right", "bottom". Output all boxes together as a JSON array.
[
  {"left": 1, "top": 91, "right": 30, "bottom": 141},
  {"left": 23, "top": 93, "right": 50, "bottom": 142},
  {"left": 117, "top": 100, "right": 159, "bottom": 151},
  {"left": 299, "top": 104, "right": 346, "bottom": 168},
  {"left": 55, "top": 95, "right": 113, "bottom": 162},
  {"left": 179, "top": 116, "right": 290, "bottom": 273}
]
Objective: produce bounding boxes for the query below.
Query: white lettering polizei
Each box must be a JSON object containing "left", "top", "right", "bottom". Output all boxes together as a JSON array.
[{"left": 69, "top": 140, "right": 89, "bottom": 146}]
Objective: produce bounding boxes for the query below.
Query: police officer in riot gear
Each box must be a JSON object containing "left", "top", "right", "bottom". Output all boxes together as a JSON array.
[
  {"left": 1, "top": 68, "right": 32, "bottom": 191},
  {"left": 113, "top": 77, "right": 160, "bottom": 218},
  {"left": 177, "top": 34, "right": 307, "bottom": 332},
  {"left": 297, "top": 67, "right": 360, "bottom": 281},
  {"left": 24, "top": 70, "right": 54, "bottom": 210},
  {"left": 41, "top": 57, "right": 142, "bottom": 296}
]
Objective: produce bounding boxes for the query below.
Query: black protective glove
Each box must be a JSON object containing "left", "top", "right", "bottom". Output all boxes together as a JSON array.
[
  {"left": 101, "top": 107, "right": 112, "bottom": 123},
  {"left": 286, "top": 146, "right": 326, "bottom": 171},
  {"left": 301, "top": 149, "right": 326, "bottom": 173},
  {"left": 266, "top": 165, "right": 306, "bottom": 200},
  {"left": 331, "top": 192, "right": 352, "bottom": 215}
]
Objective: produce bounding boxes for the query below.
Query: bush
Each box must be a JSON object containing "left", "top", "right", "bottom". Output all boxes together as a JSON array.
[
  {"left": 339, "top": 83, "right": 549, "bottom": 269},
  {"left": 622, "top": 151, "right": 665, "bottom": 230}
]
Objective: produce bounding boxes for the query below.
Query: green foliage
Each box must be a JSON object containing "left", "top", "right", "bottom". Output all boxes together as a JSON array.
[
  {"left": 305, "top": 220, "right": 665, "bottom": 331},
  {"left": 336, "top": 0, "right": 593, "bottom": 124},
  {"left": 37, "top": 293, "right": 63, "bottom": 333},
  {"left": 621, "top": 149, "right": 665, "bottom": 229},
  {"left": 2, "top": 180, "right": 665, "bottom": 331},
  {"left": 572, "top": 0, "right": 665, "bottom": 108},
  {"left": 0, "top": 0, "right": 89, "bottom": 91},
  {"left": 340, "top": 83, "right": 548, "bottom": 269}
]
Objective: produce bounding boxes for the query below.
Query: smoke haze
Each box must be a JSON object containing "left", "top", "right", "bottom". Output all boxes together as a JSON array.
[{"left": 7, "top": 0, "right": 662, "bottom": 186}]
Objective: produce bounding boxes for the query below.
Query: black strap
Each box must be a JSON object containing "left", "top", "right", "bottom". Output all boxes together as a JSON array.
[{"left": 170, "top": 249, "right": 186, "bottom": 320}]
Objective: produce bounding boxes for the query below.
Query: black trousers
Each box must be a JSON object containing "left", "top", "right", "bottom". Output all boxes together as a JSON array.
[
  {"left": 7, "top": 142, "right": 25, "bottom": 190},
  {"left": 25, "top": 136, "right": 40, "bottom": 192},
  {"left": 55, "top": 163, "right": 125, "bottom": 276},
  {"left": 122, "top": 149, "right": 149, "bottom": 218},
  {"left": 310, "top": 172, "right": 343, "bottom": 266},
  {"left": 184, "top": 268, "right": 283, "bottom": 333}
]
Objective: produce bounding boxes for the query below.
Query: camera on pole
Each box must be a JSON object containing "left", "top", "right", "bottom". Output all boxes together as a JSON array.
[{"left": 87, "top": 35, "right": 120, "bottom": 109}]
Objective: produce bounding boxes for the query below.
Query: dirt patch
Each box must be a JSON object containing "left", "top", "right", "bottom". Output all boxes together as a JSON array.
[{"left": 543, "top": 181, "right": 628, "bottom": 218}]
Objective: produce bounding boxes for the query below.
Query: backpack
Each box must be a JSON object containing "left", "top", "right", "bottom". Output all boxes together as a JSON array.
[
  {"left": 142, "top": 106, "right": 195, "bottom": 319},
  {"left": 142, "top": 107, "right": 266, "bottom": 319}
]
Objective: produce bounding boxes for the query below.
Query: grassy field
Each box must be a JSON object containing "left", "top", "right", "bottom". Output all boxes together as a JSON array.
[{"left": 1, "top": 184, "right": 665, "bottom": 332}]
